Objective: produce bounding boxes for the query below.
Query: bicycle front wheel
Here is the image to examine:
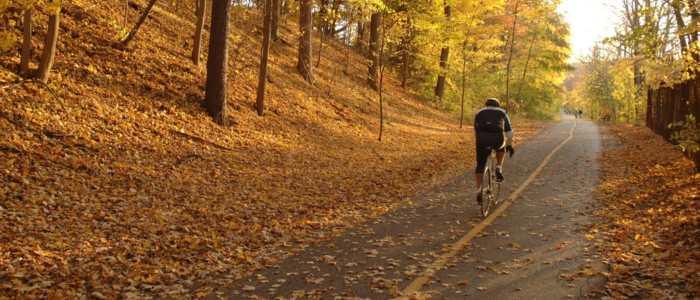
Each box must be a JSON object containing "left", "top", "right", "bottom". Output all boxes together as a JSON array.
[
  {"left": 481, "top": 167, "right": 492, "bottom": 217},
  {"left": 492, "top": 181, "right": 501, "bottom": 206},
  {"left": 490, "top": 153, "right": 501, "bottom": 206}
]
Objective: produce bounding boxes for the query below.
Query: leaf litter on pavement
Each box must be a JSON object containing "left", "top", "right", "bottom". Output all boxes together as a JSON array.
[
  {"left": 0, "top": 1, "right": 551, "bottom": 299},
  {"left": 592, "top": 124, "right": 700, "bottom": 299}
]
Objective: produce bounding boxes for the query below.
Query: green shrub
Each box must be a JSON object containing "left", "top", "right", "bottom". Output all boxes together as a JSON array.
[{"left": 669, "top": 114, "right": 700, "bottom": 153}]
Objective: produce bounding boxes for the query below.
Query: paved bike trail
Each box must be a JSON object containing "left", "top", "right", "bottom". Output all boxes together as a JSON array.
[{"left": 203, "top": 117, "right": 607, "bottom": 300}]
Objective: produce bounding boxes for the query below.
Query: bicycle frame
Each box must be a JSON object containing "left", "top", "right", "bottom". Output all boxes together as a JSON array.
[{"left": 480, "top": 148, "right": 502, "bottom": 217}]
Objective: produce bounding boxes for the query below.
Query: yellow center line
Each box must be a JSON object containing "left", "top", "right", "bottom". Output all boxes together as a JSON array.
[{"left": 394, "top": 120, "right": 577, "bottom": 299}]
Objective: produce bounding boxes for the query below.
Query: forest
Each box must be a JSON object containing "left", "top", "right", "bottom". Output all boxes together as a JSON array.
[
  {"left": 1, "top": 0, "right": 699, "bottom": 299},
  {"left": 566, "top": 0, "right": 700, "bottom": 125},
  {"left": 1, "top": 0, "right": 573, "bottom": 122},
  {"left": 0, "top": 0, "right": 568, "bottom": 298}
]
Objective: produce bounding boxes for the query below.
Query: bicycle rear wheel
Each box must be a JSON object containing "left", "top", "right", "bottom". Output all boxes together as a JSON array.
[
  {"left": 480, "top": 166, "right": 492, "bottom": 217},
  {"left": 491, "top": 156, "right": 501, "bottom": 205}
]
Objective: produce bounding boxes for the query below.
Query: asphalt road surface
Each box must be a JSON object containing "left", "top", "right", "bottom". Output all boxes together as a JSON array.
[{"left": 203, "top": 116, "right": 607, "bottom": 300}]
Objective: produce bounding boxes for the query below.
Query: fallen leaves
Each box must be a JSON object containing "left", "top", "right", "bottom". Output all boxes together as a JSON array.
[
  {"left": 594, "top": 124, "right": 700, "bottom": 298},
  {"left": 0, "top": 1, "right": 554, "bottom": 299}
]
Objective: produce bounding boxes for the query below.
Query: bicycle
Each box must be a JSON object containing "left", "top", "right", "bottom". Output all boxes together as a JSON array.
[{"left": 479, "top": 146, "right": 502, "bottom": 217}]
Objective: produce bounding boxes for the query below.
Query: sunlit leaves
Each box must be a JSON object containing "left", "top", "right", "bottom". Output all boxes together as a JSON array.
[
  {"left": 0, "top": 0, "right": 560, "bottom": 299},
  {"left": 0, "top": 0, "right": 60, "bottom": 51},
  {"left": 45, "top": 0, "right": 60, "bottom": 15},
  {"left": 0, "top": 30, "right": 15, "bottom": 51},
  {"left": 669, "top": 114, "right": 700, "bottom": 153},
  {"left": 595, "top": 124, "right": 700, "bottom": 298},
  {"left": 601, "top": 0, "right": 699, "bottom": 89}
]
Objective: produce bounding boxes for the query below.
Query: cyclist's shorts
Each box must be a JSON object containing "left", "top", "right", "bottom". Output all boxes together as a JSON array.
[{"left": 475, "top": 131, "right": 505, "bottom": 174}]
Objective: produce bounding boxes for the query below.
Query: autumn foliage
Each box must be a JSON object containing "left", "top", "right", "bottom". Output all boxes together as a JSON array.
[
  {"left": 595, "top": 124, "right": 700, "bottom": 299},
  {"left": 0, "top": 0, "right": 552, "bottom": 298}
]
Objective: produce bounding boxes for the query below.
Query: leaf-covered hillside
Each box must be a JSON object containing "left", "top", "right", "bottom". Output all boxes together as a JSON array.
[{"left": 0, "top": 1, "right": 549, "bottom": 298}]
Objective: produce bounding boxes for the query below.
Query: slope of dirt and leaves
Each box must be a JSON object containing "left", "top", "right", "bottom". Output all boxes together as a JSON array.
[
  {"left": 594, "top": 124, "right": 700, "bottom": 299},
  {"left": 0, "top": 1, "right": 550, "bottom": 299}
]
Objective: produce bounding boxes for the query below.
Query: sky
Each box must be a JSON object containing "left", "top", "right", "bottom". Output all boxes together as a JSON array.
[{"left": 557, "top": 0, "right": 620, "bottom": 62}]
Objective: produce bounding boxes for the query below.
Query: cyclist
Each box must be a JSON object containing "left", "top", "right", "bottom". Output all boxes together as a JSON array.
[{"left": 474, "top": 98, "right": 515, "bottom": 203}]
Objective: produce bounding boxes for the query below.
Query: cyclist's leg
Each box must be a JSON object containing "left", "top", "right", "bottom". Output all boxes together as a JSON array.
[
  {"left": 496, "top": 149, "right": 505, "bottom": 165},
  {"left": 494, "top": 133, "right": 506, "bottom": 166},
  {"left": 495, "top": 151, "right": 505, "bottom": 181},
  {"left": 475, "top": 149, "right": 489, "bottom": 204},
  {"left": 475, "top": 151, "right": 488, "bottom": 189},
  {"left": 475, "top": 174, "right": 484, "bottom": 195},
  {"left": 474, "top": 133, "right": 490, "bottom": 189},
  {"left": 492, "top": 134, "right": 506, "bottom": 181}
]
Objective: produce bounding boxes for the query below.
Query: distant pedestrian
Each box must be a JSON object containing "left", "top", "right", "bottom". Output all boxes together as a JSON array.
[
  {"left": 574, "top": 109, "right": 578, "bottom": 119},
  {"left": 578, "top": 109, "right": 583, "bottom": 117}
]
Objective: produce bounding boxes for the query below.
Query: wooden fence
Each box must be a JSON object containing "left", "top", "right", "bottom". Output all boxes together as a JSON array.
[{"left": 646, "top": 81, "right": 700, "bottom": 173}]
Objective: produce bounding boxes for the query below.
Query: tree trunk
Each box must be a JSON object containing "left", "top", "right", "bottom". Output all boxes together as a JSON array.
[
  {"left": 643, "top": 0, "right": 659, "bottom": 60},
  {"left": 20, "top": 7, "right": 32, "bottom": 78},
  {"left": 401, "top": 49, "right": 410, "bottom": 89},
  {"left": 460, "top": 43, "right": 467, "bottom": 129},
  {"left": 271, "top": 0, "right": 280, "bottom": 42},
  {"left": 297, "top": 0, "right": 313, "bottom": 83},
  {"left": 504, "top": 0, "right": 520, "bottom": 111},
  {"left": 690, "top": 0, "right": 700, "bottom": 54},
  {"left": 516, "top": 17, "right": 540, "bottom": 101},
  {"left": 378, "top": 22, "right": 386, "bottom": 142},
  {"left": 316, "top": 0, "right": 328, "bottom": 67},
  {"left": 202, "top": 0, "right": 232, "bottom": 125},
  {"left": 316, "top": 25, "right": 325, "bottom": 67},
  {"left": 670, "top": 2, "right": 689, "bottom": 58},
  {"left": 632, "top": 0, "right": 642, "bottom": 88},
  {"left": 367, "top": 11, "right": 381, "bottom": 91},
  {"left": 36, "top": 1, "right": 61, "bottom": 84},
  {"left": 356, "top": 19, "right": 365, "bottom": 52},
  {"left": 329, "top": 13, "right": 338, "bottom": 37},
  {"left": 344, "top": 29, "right": 351, "bottom": 75},
  {"left": 319, "top": 0, "right": 329, "bottom": 33},
  {"left": 121, "top": 0, "right": 158, "bottom": 46},
  {"left": 191, "top": 0, "right": 207, "bottom": 66},
  {"left": 401, "top": 16, "right": 411, "bottom": 89},
  {"left": 434, "top": 47, "right": 450, "bottom": 102},
  {"left": 435, "top": 5, "right": 451, "bottom": 103},
  {"left": 329, "top": 0, "right": 340, "bottom": 36},
  {"left": 256, "top": 0, "right": 272, "bottom": 116}
]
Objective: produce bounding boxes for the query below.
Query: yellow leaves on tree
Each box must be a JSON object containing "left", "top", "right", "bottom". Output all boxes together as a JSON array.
[{"left": 45, "top": 0, "right": 60, "bottom": 15}]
